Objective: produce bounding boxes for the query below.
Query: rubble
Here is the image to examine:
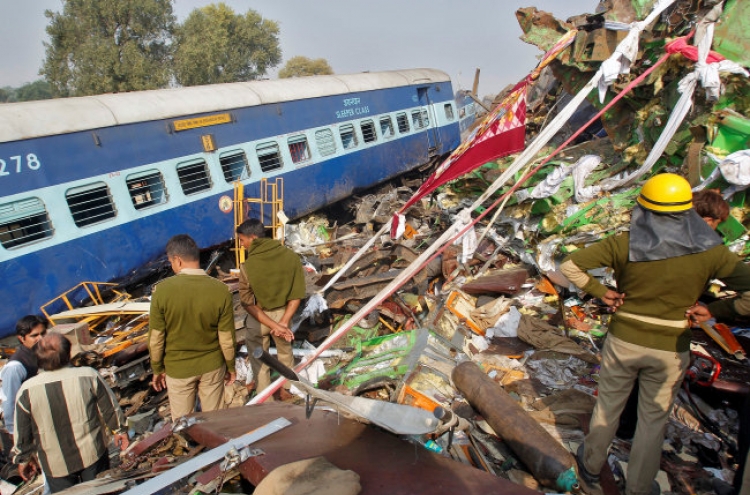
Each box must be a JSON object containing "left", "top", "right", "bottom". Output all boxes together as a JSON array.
[{"left": 0, "top": 1, "right": 748, "bottom": 493}]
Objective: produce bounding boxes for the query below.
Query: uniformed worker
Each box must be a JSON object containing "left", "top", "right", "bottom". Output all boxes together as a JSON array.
[{"left": 560, "top": 173, "right": 750, "bottom": 495}]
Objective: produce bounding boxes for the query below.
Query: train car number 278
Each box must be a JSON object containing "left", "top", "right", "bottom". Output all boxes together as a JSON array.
[{"left": 0, "top": 154, "right": 41, "bottom": 177}]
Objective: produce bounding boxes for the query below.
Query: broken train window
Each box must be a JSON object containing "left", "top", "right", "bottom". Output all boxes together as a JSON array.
[
  {"left": 66, "top": 182, "right": 117, "bottom": 227},
  {"left": 257, "top": 141, "right": 284, "bottom": 173},
  {"left": 219, "top": 151, "right": 250, "bottom": 183},
  {"left": 126, "top": 170, "right": 168, "bottom": 210},
  {"left": 380, "top": 116, "right": 394, "bottom": 138},
  {"left": 288, "top": 134, "right": 311, "bottom": 164},
  {"left": 340, "top": 124, "right": 358, "bottom": 150},
  {"left": 177, "top": 159, "right": 212, "bottom": 195},
  {"left": 0, "top": 197, "right": 54, "bottom": 249}
]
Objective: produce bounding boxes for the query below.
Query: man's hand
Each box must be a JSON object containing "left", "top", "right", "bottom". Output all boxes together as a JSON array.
[
  {"left": 271, "top": 324, "right": 294, "bottom": 342},
  {"left": 686, "top": 304, "right": 713, "bottom": 326},
  {"left": 151, "top": 372, "right": 167, "bottom": 392},
  {"left": 225, "top": 371, "right": 236, "bottom": 386},
  {"left": 18, "top": 459, "right": 38, "bottom": 481},
  {"left": 601, "top": 289, "right": 626, "bottom": 309},
  {"left": 114, "top": 432, "right": 129, "bottom": 450}
]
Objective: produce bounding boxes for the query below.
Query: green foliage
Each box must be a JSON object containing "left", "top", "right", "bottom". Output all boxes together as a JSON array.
[
  {"left": 42, "top": 0, "right": 175, "bottom": 97},
  {"left": 278, "top": 56, "right": 334, "bottom": 78},
  {"left": 16, "top": 80, "right": 53, "bottom": 102},
  {"left": 173, "top": 3, "right": 281, "bottom": 86}
]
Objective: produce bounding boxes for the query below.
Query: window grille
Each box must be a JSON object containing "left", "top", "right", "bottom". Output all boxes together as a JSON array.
[
  {"left": 220, "top": 152, "right": 249, "bottom": 182},
  {"left": 126, "top": 170, "right": 168, "bottom": 210},
  {"left": 315, "top": 129, "right": 336, "bottom": 156},
  {"left": 66, "top": 182, "right": 116, "bottom": 227},
  {"left": 288, "top": 135, "right": 311, "bottom": 164},
  {"left": 340, "top": 124, "right": 358, "bottom": 150},
  {"left": 177, "top": 160, "right": 212, "bottom": 195},
  {"left": 396, "top": 113, "right": 410, "bottom": 133},
  {"left": 256, "top": 142, "right": 283, "bottom": 172},
  {"left": 422, "top": 109, "right": 430, "bottom": 127},
  {"left": 360, "top": 120, "right": 376, "bottom": 144},
  {"left": 0, "top": 197, "right": 54, "bottom": 249},
  {"left": 380, "top": 117, "right": 394, "bottom": 138}
]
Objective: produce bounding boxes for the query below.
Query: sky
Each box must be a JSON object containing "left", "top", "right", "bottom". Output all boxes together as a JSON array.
[{"left": 0, "top": 0, "right": 594, "bottom": 98}]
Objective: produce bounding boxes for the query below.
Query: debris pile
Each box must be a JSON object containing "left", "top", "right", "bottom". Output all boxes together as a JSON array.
[{"left": 0, "top": 0, "right": 749, "bottom": 493}]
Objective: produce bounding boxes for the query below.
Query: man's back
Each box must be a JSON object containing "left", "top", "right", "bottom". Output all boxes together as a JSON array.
[
  {"left": 149, "top": 272, "right": 235, "bottom": 379},
  {"left": 13, "top": 366, "right": 124, "bottom": 478}
]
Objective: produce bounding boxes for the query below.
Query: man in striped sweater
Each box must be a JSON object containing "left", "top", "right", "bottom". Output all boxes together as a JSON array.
[{"left": 12, "top": 333, "right": 129, "bottom": 493}]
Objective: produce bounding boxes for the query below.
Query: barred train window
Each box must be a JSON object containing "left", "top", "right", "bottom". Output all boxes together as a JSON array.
[
  {"left": 315, "top": 129, "right": 336, "bottom": 157},
  {"left": 66, "top": 182, "right": 116, "bottom": 227},
  {"left": 380, "top": 117, "right": 394, "bottom": 138},
  {"left": 256, "top": 142, "right": 283, "bottom": 172},
  {"left": 177, "top": 160, "right": 212, "bottom": 195},
  {"left": 360, "top": 120, "right": 377, "bottom": 144},
  {"left": 422, "top": 109, "right": 430, "bottom": 127},
  {"left": 219, "top": 151, "right": 250, "bottom": 183},
  {"left": 444, "top": 103, "right": 455, "bottom": 121},
  {"left": 0, "top": 197, "right": 54, "bottom": 249},
  {"left": 412, "top": 110, "right": 423, "bottom": 129},
  {"left": 126, "top": 170, "right": 168, "bottom": 210},
  {"left": 340, "top": 124, "right": 358, "bottom": 150},
  {"left": 288, "top": 135, "right": 310, "bottom": 164},
  {"left": 396, "top": 113, "right": 410, "bottom": 134}
]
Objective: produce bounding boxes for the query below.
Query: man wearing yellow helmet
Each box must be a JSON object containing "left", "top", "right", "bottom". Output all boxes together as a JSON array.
[{"left": 560, "top": 173, "right": 750, "bottom": 495}]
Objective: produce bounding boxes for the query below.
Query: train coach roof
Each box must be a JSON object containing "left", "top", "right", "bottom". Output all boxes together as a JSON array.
[{"left": 0, "top": 69, "right": 451, "bottom": 143}]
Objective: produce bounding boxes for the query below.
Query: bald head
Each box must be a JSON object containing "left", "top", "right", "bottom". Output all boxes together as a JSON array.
[{"left": 35, "top": 333, "right": 72, "bottom": 371}]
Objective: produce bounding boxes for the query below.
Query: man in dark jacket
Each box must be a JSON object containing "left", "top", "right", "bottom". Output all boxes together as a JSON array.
[{"left": 237, "top": 219, "right": 306, "bottom": 398}]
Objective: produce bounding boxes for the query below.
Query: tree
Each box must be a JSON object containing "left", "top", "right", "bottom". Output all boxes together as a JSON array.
[
  {"left": 16, "top": 80, "right": 53, "bottom": 102},
  {"left": 173, "top": 3, "right": 281, "bottom": 86},
  {"left": 278, "top": 56, "right": 334, "bottom": 78},
  {"left": 42, "top": 0, "right": 175, "bottom": 97}
]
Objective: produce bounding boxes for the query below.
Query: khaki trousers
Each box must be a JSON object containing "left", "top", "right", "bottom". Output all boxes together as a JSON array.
[
  {"left": 166, "top": 365, "right": 226, "bottom": 419},
  {"left": 246, "top": 308, "right": 294, "bottom": 395},
  {"left": 581, "top": 334, "right": 689, "bottom": 495}
]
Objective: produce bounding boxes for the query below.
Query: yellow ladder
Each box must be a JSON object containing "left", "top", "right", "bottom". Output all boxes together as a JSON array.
[{"left": 233, "top": 178, "right": 284, "bottom": 269}]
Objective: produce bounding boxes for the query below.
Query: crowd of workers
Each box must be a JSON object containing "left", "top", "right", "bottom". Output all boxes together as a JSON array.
[{"left": 0, "top": 175, "right": 748, "bottom": 494}]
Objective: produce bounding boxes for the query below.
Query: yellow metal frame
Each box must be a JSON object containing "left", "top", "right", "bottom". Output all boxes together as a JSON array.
[
  {"left": 41, "top": 281, "right": 130, "bottom": 329},
  {"left": 233, "top": 178, "right": 285, "bottom": 269}
]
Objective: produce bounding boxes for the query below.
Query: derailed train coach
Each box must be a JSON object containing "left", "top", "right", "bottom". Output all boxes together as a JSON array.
[{"left": 0, "top": 68, "right": 463, "bottom": 337}]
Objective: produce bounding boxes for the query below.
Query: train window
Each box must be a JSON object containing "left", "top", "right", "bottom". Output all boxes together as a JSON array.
[
  {"left": 422, "top": 110, "right": 430, "bottom": 127},
  {"left": 411, "top": 111, "right": 423, "bottom": 129},
  {"left": 126, "top": 170, "right": 168, "bottom": 210},
  {"left": 0, "top": 197, "right": 54, "bottom": 249},
  {"left": 66, "top": 182, "right": 117, "bottom": 227},
  {"left": 396, "top": 113, "right": 410, "bottom": 133},
  {"left": 444, "top": 104, "right": 455, "bottom": 121},
  {"left": 256, "top": 142, "right": 283, "bottom": 172},
  {"left": 219, "top": 151, "right": 250, "bottom": 183},
  {"left": 315, "top": 129, "right": 336, "bottom": 157},
  {"left": 380, "top": 117, "right": 394, "bottom": 139},
  {"left": 288, "top": 135, "right": 311, "bottom": 164},
  {"left": 177, "top": 160, "right": 212, "bottom": 195},
  {"left": 340, "top": 124, "right": 358, "bottom": 150},
  {"left": 360, "top": 120, "right": 377, "bottom": 144}
]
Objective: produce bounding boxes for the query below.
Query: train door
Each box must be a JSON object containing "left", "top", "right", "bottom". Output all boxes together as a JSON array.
[{"left": 417, "top": 87, "right": 441, "bottom": 157}]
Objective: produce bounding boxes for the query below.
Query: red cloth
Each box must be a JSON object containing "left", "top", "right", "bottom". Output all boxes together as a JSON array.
[
  {"left": 391, "top": 80, "right": 527, "bottom": 235},
  {"left": 665, "top": 36, "right": 725, "bottom": 64}
]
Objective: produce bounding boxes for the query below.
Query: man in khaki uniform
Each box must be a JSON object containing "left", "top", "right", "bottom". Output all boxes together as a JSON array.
[
  {"left": 236, "top": 219, "right": 305, "bottom": 398},
  {"left": 148, "top": 234, "right": 236, "bottom": 418}
]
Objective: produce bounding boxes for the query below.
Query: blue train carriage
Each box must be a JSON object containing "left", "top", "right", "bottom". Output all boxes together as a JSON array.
[{"left": 0, "top": 68, "right": 462, "bottom": 337}]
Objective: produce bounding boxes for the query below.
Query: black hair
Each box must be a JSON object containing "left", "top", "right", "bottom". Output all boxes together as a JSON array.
[
  {"left": 165, "top": 234, "right": 200, "bottom": 262},
  {"left": 236, "top": 219, "right": 266, "bottom": 238},
  {"left": 15, "top": 315, "right": 47, "bottom": 338}
]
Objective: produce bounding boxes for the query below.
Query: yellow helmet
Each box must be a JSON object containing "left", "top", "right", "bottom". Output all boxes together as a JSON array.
[{"left": 637, "top": 173, "right": 692, "bottom": 212}]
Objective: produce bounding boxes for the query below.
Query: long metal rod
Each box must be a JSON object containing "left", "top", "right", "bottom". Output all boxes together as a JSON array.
[{"left": 121, "top": 417, "right": 292, "bottom": 495}]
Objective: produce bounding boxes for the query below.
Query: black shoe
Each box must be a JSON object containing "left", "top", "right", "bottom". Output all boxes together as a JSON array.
[{"left": 576, "top": 444, "right": 600, "bottom": 485}]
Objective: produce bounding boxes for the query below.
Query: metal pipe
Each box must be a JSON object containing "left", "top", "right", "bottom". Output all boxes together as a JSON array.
[
  {"left": 253, "top": 347, "right": 299, "bottom": 381},
  {"left": 452, "top": 361, "right": 579, "bottom": 492}
]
